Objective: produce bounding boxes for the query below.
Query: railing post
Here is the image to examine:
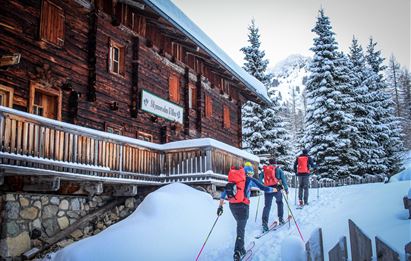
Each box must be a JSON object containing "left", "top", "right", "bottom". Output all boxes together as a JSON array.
[
  {"left": 119, "top": 145, "right": 123, "bottom": 173},
  {"left": 205, "top": 147, "right": 212, "bottom": 172},
  {"left": 0, "top": 111, "right": 4, "bottom": 151}
]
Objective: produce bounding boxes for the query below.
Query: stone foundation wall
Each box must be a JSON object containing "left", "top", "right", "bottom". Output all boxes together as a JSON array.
[{"left": 0, "top": 193, "right": 140, "bottom": 259}]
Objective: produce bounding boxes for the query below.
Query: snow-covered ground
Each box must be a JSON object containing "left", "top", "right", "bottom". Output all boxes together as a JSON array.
[{"left": 49, "top": 153, "right": 411, "bottom": 261}]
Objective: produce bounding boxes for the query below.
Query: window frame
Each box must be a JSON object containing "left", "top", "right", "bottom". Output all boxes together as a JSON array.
[
  {"left": 205, "top": 95, "right": 213, "bottom": 118},
  {"left": 168, "top": 74, "right": 180, "bottom": 103},
  {"left": 104, "top": 122, "right": 123, "bottom": 135},
  {"left": 39, "top": 0, "right": 65, "bottom": 47},
  {"left": 0, "top": 85, "right": 14, "bottom": 108},
  {"left": 136, "top": 131, "right": 153, "bottom": 142},
  {"left": 188, "top": 83, "right": 197, "bottom": 110},
  {"left": 28, "top": 82, "right": 62, "bottom": 120},
  {"left": 223, "top": 105, "right": 231, "bottom": 129},
  {"left": 109, "top": 39, "right": 125, "bottom": 76}
]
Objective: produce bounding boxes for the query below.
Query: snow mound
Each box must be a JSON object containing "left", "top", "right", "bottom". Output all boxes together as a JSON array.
[
  {"left": 390, "top": 150, "right": 411, "bottom": 182},
  {"left": 281, "top": 236, "right": 305, "bottom": 261},
  {"left": 50, "top": 183, "right": 232, "bottom": 261}
]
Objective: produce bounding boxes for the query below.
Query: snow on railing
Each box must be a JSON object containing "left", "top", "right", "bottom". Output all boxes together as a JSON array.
[{"left": 0, "top": 106, "right": 256, "bottom": 185}]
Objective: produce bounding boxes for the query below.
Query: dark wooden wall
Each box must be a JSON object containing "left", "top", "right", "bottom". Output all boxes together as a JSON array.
[{"left": 0, "top": 0, "right": 244, "bottom": 148}]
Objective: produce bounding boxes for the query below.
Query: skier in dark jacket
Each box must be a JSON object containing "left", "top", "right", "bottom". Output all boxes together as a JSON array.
[
  {"left": 294, "top": 149, "right": 316, "bottom": 206},
  {"left": 259, "top": 158, "right": 289, "bottom": 232},
  {"left": 217, "top": 162, "right": 275, "bottom": 261}
]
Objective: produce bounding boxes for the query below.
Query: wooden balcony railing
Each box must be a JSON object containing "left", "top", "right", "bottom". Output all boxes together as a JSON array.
[{"left": 0, "top": 106, "right": 258, "bottom": 186}]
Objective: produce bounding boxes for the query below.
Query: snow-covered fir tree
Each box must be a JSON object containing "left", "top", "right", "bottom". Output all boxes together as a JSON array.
[
  {"left": 241, "top": 19, "right": 292, "bottom": 167},
  {"left": 348, "top": 37, "right": 386, "bottom": 176},
  {"left": 398, "top": 68, "right": 411, "bottom": 149},
  {"left": 386, "top": 55, "right": 402, "bottom": 118},
  {"left": 366, "top": 38, "right": 404, "bottom": 176},
  {"left": 304, "top": 9, "right": 358, "bottom": 179}
]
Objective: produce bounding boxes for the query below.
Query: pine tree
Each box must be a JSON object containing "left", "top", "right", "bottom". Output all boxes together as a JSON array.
[
  {"left": 399, "top": 68, "right": 411, "bottom": 149},
  {"left": 366, "top": 38, "right": 404, "bottom": 176},
  {"left": 386, "top": 55, "right": 402, "bottom": 117},
  {"left": 304, "top": 9, "right": 357, "bottom": 179},
  {"left": 348, "top": 37, "right": 385, "bottom": 176},
  {"left": 241, "top": 19, "right": 292, "bottom": 167}
]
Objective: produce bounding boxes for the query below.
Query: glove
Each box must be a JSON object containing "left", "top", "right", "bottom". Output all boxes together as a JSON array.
[
  {"left": 217, "top": 206, "right": 223, "bottom": 216},
  {"left": 277, "top": 184, "right": 284, "bottom": 190}
]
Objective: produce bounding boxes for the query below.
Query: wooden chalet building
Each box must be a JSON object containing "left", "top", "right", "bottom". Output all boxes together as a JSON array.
[
  {"left": 0, "top": 0, "right": 272, "bottom": 258},
  {"left": 0, "top": 0, "right": 271, "bottom": 190}
]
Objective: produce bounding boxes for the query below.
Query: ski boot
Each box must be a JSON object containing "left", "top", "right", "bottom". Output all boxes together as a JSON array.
[
  {"left": 262, "top": 223, "right": 269, "bottom": 233},
  {"left": 233, "top": 250, "right": 242, "bottom": 261},
  {"left": 279, "top": 217, "right": 285, "bottom": 225}
]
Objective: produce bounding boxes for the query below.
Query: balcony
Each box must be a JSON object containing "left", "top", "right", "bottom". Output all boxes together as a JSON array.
[{"left": 0, "top": 106, "right": 258, "bottom": 189}]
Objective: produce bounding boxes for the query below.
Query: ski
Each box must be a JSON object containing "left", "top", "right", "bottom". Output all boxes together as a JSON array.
[
  {"left": 255, "top": 216, "right": 291, "bottom": 239},
  {"left": 242, "top": 250, "right": 253, "bottom": 261},
  {"left": 234, "top": 241, "right": 255, "bottom": 261},
  {"left": 254, "top": 221, "right": 278, "bottom": 239}
]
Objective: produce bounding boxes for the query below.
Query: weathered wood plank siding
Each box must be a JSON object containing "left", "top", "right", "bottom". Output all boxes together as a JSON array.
[{"left": 0, "top": 0, "right": 246, "bottom": 148}]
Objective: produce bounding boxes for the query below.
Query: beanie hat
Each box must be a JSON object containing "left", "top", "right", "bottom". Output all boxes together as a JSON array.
[
  {"left": 244, "top": 161, "right": 253, "bottom": 167},
  {"left": 302, "top": 149, "right": 308, "bottom": 155},
  {"left": 244, "top": 166, "right": 254, "bottom": 175}
]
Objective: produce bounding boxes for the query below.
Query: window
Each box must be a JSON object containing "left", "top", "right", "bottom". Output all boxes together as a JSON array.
[
  {"left": 171, "top": 42, "right": 183, "bottom": 62},
  {"left": 223, "top": 105, "right": 231, "bottom": 128},
  {"left": 0, "top": 85, "right": 14, "bottom": 107},
  {"left": 40, "top": 0, "right": 65, "bottom": 47},
  {"left": 169, "top": 74, "right": 180, "bottom": 103},
  {"left": 137, "top": 131, "right": 153, "bottom": 142},
  {"left": 205, "top": 95, "right": 213, "bottom": 118},
  {"left": 188, "top": 83, "right": 197, "bottom": 110},
  {"left": 28, "top": 82, "right": 62, "bottom": 120},
  {"left": 105, "top": 122, "right": 123, "bottom": 135},
  {"left": 109, "top": 40, "right": 125, "bottom": 76}
]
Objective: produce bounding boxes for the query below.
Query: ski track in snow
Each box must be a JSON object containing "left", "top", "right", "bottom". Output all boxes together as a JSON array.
[{"left": 249, "top": 187, "right": 344, "bottom": 260}]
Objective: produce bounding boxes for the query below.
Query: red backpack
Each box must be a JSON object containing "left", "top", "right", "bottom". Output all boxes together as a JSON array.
[
  {"left": 297, "top": 156, "right": 310, "bottom": 174},
  {"left": 226, "top": 167, "right": 249, "bottom": 204},
  {"left": 263, "top": 165, "right": 279, "bottom": 186}
]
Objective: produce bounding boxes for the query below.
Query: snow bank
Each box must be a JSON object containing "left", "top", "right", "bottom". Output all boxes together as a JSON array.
[
  {"left": 50, "top": 183, "right": 233, "bottom": 261},
  {"left": 390, "top": 150, "right": 411, "bottom": 182},
  {"left": 281, "top": 236, "right": 305, "bottom": 261}
]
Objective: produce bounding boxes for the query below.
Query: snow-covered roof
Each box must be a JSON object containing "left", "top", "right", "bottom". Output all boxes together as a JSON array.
[{"left": 143, "top": 0, "right": 271, "bottom": 105}]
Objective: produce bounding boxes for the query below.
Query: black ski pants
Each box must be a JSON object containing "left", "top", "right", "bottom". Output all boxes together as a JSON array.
[
  {"left": 262, "top": 190, "right": 283, "bottom": 226},
  {"left": 298, "top": 175, "right": 310, "bottom": 203},
  {"left": 229, "top": 203, "right": 249, "bottom": 254}
]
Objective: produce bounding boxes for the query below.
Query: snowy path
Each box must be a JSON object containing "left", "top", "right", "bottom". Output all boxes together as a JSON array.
[{"left": 50, "top": 180, "right": 411, "bottom": 261}]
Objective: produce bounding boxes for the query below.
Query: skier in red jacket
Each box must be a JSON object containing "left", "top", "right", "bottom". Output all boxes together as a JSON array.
[{"left": 294, "top": 149, "right": 316, "bottom": 207}]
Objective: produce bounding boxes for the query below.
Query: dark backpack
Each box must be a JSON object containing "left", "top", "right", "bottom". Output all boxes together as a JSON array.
[{"left": 225, "top": 182, "right": 237, "bottom": 199}]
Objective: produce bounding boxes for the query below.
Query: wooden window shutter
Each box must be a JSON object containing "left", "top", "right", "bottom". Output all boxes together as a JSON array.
[
  {"left": 223, "top": 105, "right": 231, "bottom": 128},
  {"left": 40, "top": 0, "right": 65, "bottom": 46},
  {"left": 169, "top": 75, "right": 180, "bottom": 103},
  {"left": 188, "top": 83, "right": 197, "bottom": 109},
  {"left": 205, "top": 95, "right": 212, "bottom": 118}
]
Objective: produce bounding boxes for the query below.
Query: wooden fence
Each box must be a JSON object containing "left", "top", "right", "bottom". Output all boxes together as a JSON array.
[
  {"left": 286, "top": 174, "right": 385, "bottom": 190},
  {"left": 305, "top": 219, "right": 409, "bottom": 261}
]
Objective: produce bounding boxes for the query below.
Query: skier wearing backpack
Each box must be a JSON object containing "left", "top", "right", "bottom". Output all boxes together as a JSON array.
[
  {"left": 217, "top": 162, "right": 276, "bottom": 261},
  {"left": 259, "top": 158, "right": 289, "bottom": 232},
  {"left": 294, "top": 149, "right": 316, "bottom": 207}
]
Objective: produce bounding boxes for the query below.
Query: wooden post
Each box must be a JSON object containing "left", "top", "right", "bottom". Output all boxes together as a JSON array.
[
  {"left": 131, "top": 36, "right": 139, "bottom": 117},
  {"left": 306, "top": 227, "right": 324, "bottom": 261},
  {"left": 183, "top": 67, "right": 190, "bottom": 135},
  {"left": 375, "top": 237, "right": 400, "bottom": 261},
  {"left": 328, "top": 236, "right": 348, "bottom": 261},
  {"left": 205, "top": 147, "right": 212, "bottom": 172},
  {"left": 349, "top": 219, "right": 373, "bottom": 261}
]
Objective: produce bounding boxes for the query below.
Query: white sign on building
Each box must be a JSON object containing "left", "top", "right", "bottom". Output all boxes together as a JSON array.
[{"left": 141, "top": 90, "right": 184, "bottom": 124}]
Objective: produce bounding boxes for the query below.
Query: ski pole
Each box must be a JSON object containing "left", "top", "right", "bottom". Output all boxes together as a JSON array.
[
  {"left": 195, "top": 215, "right": 220, "bottom": 261},
  {"left": 255, "top": 192, "right": 261, "bottom": 222},
  {"left": 286, "top": 193, "right": 291, "bottom": 229},
  {"left": 294, "top": 174, "right": 297, "bottom": 205},
  {"left": 281, "top": 190, "right": 305, "bottom": 242}
]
